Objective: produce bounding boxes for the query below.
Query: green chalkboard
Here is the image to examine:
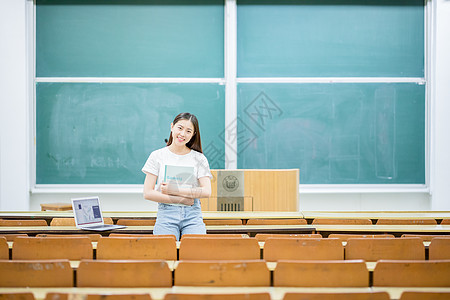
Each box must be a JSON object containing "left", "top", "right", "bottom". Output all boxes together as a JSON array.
[
  {"left": 36, "top": 0, "right": 224, "bottom": 77},
  {"left": 35, "top": 0, "right": 427, "bottom": 185},
  {"left": 237, "top": 83, "right": 425, "bottom": 184},
  {"left": 36, "top": 83, "right": 225, "bottom": 184},
  {"left": 237, "top": 0, "right": 424, "bottom": 77}
]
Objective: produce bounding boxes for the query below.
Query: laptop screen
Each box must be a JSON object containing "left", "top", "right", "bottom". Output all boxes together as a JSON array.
[{"left": 72, "top": 197, "right": 103, "bottom": 226}]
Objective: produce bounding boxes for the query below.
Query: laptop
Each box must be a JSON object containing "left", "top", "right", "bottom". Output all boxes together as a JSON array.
[{"left": 71, "top": 196, "right": 126, "bottom": 231}]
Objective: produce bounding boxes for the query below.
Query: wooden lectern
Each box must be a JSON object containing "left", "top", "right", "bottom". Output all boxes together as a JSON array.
[{"left": 200, "top": 169, "right": 299, "bottom": 211}]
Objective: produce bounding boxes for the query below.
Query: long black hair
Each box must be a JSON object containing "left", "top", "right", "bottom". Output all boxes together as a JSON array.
[{"left": 167, "top": 112, "right": 203, "bottom": 153}]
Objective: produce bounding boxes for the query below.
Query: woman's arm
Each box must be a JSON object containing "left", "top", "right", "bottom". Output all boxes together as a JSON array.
[
  {"left": 143, "top": 173, "right": 194, "bottom": 205},
  {"left": 160, "top": 176, "right": 212, "bottom": 199}
]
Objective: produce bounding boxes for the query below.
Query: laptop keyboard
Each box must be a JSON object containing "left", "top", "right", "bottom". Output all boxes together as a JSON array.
[{"left": 89, "top": 224, "right": 115, "bottom": 229}]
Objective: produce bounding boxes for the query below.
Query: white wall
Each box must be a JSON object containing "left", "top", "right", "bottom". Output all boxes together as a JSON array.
[
  {"left": 299, "top": 193, "right": 431, "bottom": 211},
  {"left": 1, "top": 0, "right": 449, "bottom": 211},
  {"left": 431, "top": 0, "right": 450, "bottom": 210},
  {"left": 30, "top": 193, "right": 157, "bottom": 211},
  {"left": 0, "top": 0, "right": 29, "bottom": 211}
]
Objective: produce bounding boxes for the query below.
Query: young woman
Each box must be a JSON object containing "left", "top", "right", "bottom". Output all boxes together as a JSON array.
[{"left": 142, "top": 112, "right": 212, "bottom": 240}]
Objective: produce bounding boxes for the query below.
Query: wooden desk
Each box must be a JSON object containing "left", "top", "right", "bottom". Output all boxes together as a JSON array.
[
  {"left": 0, "top": 211, "right": 305, "bottom": 222},
  {"left": 9, "top": 259, "right": 372, "bottom": 273},
  {"left": 40, "top": 203, "right": 73, "bottom": 211},
  {"left": 303, "top": 211, "right": 450, "bottom": 222},
  {"left": 1, "top": 287, "right": 450, "bottom": 300},
  {"left": 312, "top": 225, "right": 450, "bottom": 237},
  {"left": 0, "top": 287, "right": 372, "bottom": 300},
  {"left": 1, "top": 210, "right": 449, "bottom": 224},
  {"left": 7, "top": 240, "right": 431, "bottom": 258},
  {"left": 3, "top": 224, "right": 449, "bottom": 237},
  {"left": 340, "top": 241, "right": 431, "bottom": 248},
  {"left": 206, "top": 224, "right": 314, "bottom": 235},
  {"left": 0, "top": 225, "right": 315, "bottom": 236},
  {"left": 372, "top": 287, "right": 450, "bottom": 300}
]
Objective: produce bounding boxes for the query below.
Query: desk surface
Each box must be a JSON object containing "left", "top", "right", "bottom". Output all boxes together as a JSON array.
[
  {"left": 313, "top": 224, "right": 450, "bottom": 234},
  {"left": 0, "top": 287, "right": 449, "bottom": 300},
  {"left": 2, "top": 224, "right": 450, "bottom": 236},
  {"left": 0, "top": 211, "right": 305, "bottom": 220},
  {"left": 27, "top": 259, "right": 377, "bottom": 272},
  {"left": 1, "top": 211, "right": 450, "bottom": 221},
  {"left": 302, "top": 211, "right": 450, "bottom": 220},
  {"left": 0, "top": 225, "right": 316, "bottom": 236},
  {"left": 6, "top": 240, "right": 432, "bottom": 253}
]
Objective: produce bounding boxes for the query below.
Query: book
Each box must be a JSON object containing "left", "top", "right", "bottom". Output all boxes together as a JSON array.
[
  {"left": 164, "top": 165, "right": 195, "bottom": 189},
  {"left": 163, "top": 165, "right": 196, "bottom": 206}
]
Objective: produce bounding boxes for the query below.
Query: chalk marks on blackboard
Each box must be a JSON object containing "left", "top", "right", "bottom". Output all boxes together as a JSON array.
[
  {"left": 244, "top": 91, "right": 283, "bottom": 129},
  {"left": 329, "top": 135, "right": 361, "bottom": 182},
  {"left": 211, "top": 91, "right": 284, "bottom": 169},
  {"left": 237, "top": 83, "right": 425, "bottom": 184},
  {"left": 375, "top": 86, "right": 397, "bottom": 180}
]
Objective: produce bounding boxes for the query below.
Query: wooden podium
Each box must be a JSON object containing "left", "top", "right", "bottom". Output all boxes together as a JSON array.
[{"left": 201, "top": 169, "right": 299, "bottom": 212}]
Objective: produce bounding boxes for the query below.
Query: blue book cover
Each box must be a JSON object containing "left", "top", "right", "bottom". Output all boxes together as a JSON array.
[{"left": 164, "top": 165, "right": 195, "bottom": 188}]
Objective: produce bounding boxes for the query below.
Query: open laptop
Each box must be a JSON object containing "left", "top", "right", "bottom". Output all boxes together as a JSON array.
[{"left": 71, "top": 196, "right": 126, "bottom": 231}]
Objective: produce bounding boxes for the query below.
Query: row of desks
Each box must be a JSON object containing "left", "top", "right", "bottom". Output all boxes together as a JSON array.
[
  {"left": 1, "top": 287, "right": 450, "bottom": 300},
  {"left": 1, "top": 225, "right": 450, "bottom": 237},
  {"left": 46, "top": 260, "right": 385, "bottom": 272},
  {"left": 2, "top": 211, "right": 450, "bottom": 222},
  {"left": 4, "top": 240, "right": 435, "bottom": 251},
  {"left": 1, "top": 212, "right": 449, "bottom": 299}
]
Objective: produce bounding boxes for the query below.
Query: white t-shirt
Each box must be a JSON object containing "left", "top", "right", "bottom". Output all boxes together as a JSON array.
[{"left": 142, "top": 147, "right": 212, "bottom": 193}]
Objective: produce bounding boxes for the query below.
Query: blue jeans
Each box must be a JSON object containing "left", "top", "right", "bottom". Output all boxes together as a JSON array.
[{"left": 153, "top": 199, "right": 206, "bottom": 241}]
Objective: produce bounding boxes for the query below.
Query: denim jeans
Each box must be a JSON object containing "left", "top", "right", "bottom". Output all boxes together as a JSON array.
[{"left": 153, "top": 199, "right": 206, "bottom": 241}]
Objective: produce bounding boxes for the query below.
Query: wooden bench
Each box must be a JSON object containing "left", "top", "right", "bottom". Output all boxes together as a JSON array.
[
  {"left": 246, "top": 219, "right": 307, "bottom": 225},
  {"left": 203, "top": 219, "right": 243, "bottom": 226},
  {"left": 174, "top": 260, "right": 270, "bottom": 286},
  {"left": 164, "top": 293, "right": 270, "bottom": 300},
  {"left": 0, "top": 260, "right": 73, "bottom": 287},
  {"left": 429, "top": 237, "right": 450, "bottom": 260},
  {"left": 35, "top": 233, "right": 102, "bottom": 242},
  {"left": 345, "top": 237, "right": 425, "bottom": 261},
  {"left": 116, "top": 219, "right": 156, "bottom": 226},
  {"left": 376, "top": 219, "right": 437, "bottom": 225},
  {"left": 373, "top": 260, "right": 450, "bottom": 287},
  {"left": 45, "top": 293, "right": 152, "bottom": 300},
  {"left": 283, "top": 292, "right": 390, "bottom": 300},
  {"left": 0, "top": 234, "right": 28, "bottom": 242},
  {"left": 0, "top": 237, "right": 9, "bottom": 259},
  {"left": 312, "top": 219, "right": 372, "bottom": 225},
  {"left": 328, "top": 234, "right": 395, "bottom": 241},
  {"left": 180, "top": 233, "right": 249, "bottom": 239},
  {"left": 255, "top": 233, "right": 322, "bottom": 242},
  {"left": 40, "top": 203, "right": 72, "bottom": 211},
  {"left": 77, "top": 260, "right": 172, "bottom": 287},
  {"left": 263, "top": 238, "right": 344, "bottom": 261},
  {"left": 96, "top": 236, "right": 177, "bottom": 260},
  {"left": 398, "top": 291, "right": 450, "bottom": 300},
  {"left": 12, "top": 236, "right": 93, "bottom": 260},
  {"left": 50, "top": 217, "right": 113, "bottom": 226},
  {"left": 273, "top": 260, "right": 369, "bottom": 287},
  {"left": 401, "top": 234, "right": 450, "bottom": 242},
  {"left": 0, "top": 293, "right": 36, "bottom": 300},
  {"left": 0, "top": 219, "right": 47, "bottom": 226},
  {"left": 179, "top": 237, "right": 260, "bottom": 260}
]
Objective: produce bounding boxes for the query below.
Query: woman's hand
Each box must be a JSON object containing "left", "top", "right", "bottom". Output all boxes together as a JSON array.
[
  {"left": 160, "top": 182, "right": 194, "bottom": 205},
  {"left": 160, "top": 182, "right": 179, "bottom": 195},
  {"left": 178, "top": 197, "right": 195, "bottom": 206},
  {"left": 144, "top": 174, "right": 194, "bottom": 206},
  {"left": 160, "top": 177, "right": 211, "bottom": 199}
]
